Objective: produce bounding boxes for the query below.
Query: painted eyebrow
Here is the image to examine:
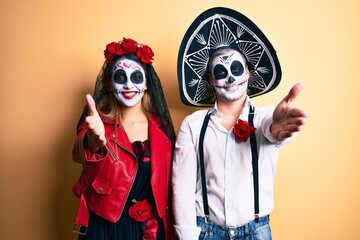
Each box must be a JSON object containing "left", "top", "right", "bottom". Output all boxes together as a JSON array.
[{"left": 114, "top": 62, "right": 142, "bottom": 71}]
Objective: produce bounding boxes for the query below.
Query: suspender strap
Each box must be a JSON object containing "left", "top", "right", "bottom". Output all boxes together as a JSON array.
[
  {"left": 199, "top": 106, "right": 259, "bottom": 223},
  {"left": 199, "top": 110, "right": 211, "bottom": 222},
  {"left": 248, "top": 105, "right": 260, "bottom": 222}
]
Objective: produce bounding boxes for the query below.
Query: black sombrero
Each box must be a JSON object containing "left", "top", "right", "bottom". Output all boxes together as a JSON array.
[{"left": 177, "top": 7, "right": 282, "bottom": 107}]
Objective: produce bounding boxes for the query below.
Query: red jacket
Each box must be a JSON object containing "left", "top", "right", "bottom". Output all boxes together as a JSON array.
[{"left": 72, "top": 116, "right": 176, "bottom": 239}]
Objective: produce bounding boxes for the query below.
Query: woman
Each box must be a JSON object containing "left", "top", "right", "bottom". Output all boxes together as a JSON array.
[{"left": 72, "top": 37, "right": 176, "bottom": 240}]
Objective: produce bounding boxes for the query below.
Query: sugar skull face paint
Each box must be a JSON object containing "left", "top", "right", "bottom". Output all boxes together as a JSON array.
[
  {"left": 111, "top": 58, "right": 147, "bottom": 107},
  {"left": 209, "top": 49, "right": 249, "bottom": 102}
]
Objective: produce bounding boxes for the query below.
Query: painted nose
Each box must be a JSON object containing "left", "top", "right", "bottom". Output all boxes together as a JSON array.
[
  {"left": 124, "top": 79, "right": 134, "bottom": 89},
  {"left": 228, "top": 76, "right": 235, "bottom": 84}
]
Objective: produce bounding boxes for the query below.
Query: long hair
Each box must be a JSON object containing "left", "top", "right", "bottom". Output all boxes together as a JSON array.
[{"left": 77, "top": 53, "right": 175, "bottom": 143}]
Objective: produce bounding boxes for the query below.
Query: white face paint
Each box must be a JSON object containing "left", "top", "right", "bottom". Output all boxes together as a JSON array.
[
  {"left": 111, "top": 58, "right": 147, "bottom": 107},
  {"left": 209, "top": 49, "right": 249, "bottom": 102}
]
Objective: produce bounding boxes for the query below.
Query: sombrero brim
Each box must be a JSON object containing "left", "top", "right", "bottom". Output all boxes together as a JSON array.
[{"left": 177, "top": 7, "right": 282, "bottom": 107}]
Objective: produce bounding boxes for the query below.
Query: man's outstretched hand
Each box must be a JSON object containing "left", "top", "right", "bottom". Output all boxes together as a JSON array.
[
  {"left": 271, "top": 82, "right": 307, "bottom": 141},
  {"left": 85, "top": 94, "right": 106, "bottom": 152}
]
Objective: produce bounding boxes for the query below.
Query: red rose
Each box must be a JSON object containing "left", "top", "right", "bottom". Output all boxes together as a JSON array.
[
  {"left": 128, "top": 199, "right": 153, "bottom": 222},
  {"left": 104, "top": 42, "right": 123, "bottom": 62},
  {"left": 233, "top": 119, "right": 256, "bottom": 142},
  {"left": 121, "top": 37, "right": 138, "bottom": 54},
  {"left": 136, "top": 44, "right": 154, "bottom": 64},
  {"left": 143, "top": 219, "right": 158, "bottom": 240}
]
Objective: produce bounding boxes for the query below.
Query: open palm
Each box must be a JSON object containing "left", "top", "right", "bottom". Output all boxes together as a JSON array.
[{"left": 271, "top": 82, "right": 307, "bottom": 141}]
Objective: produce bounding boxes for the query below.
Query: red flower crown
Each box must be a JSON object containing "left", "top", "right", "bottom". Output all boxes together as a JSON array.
[{"left": 104, "top": 37, "right": 154, "bottom": 64}]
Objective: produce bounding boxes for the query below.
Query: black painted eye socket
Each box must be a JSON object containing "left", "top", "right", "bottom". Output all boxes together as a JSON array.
[
  {"left": 213, "top": 64, "right": 228, "bottom": 80},
  {"left": 130, "top": 70, "right": 144, "bottom": 84},
  {"left": 113, "top": 69, "right": 127, "bottom": 84},
  {"left": 231, "top": 61, "right": 244, "bottom": 76}
]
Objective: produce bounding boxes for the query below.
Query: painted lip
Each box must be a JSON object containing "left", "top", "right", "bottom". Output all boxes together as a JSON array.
[
  {"left": 121, "top": 91, "right": 138, "bottom": 99},
  {"left": 224, "top": 85, "right": 240, "bottom": 91},
  {"left": 215, "top": 79, "right": 248, "bottom": 91}
]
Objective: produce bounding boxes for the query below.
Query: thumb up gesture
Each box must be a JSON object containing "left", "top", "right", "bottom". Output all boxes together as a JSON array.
[{"left": 84, "top": 94, "right": 106, "bottom": 152}]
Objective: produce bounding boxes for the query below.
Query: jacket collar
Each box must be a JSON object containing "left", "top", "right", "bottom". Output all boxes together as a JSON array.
[
  {"left": 148, "top": 117, "right": 171, "bottom": 170},
  {"left": 105, "top": 116, "right": 171, "bottom": 159}
]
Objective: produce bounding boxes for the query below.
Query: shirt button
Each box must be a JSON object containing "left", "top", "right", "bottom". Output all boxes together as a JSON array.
[{"left": 98, "top": 187, "right": 103, "bottom": 192}]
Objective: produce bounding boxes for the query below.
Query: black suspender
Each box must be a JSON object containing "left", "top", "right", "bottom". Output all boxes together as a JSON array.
[
  {"left": 248, "top": 105, "right": 260, "bottom": 222},
  {"left": 198, "top": 106, "right": 259, "bottom": 223},
  {"left": 199, "top": 111, "right": 211, "bottom": 222}
]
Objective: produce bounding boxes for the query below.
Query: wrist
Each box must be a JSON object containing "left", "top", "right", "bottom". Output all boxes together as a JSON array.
[{"left": 85, "top": 132, "right": 101, "bottom": 153}]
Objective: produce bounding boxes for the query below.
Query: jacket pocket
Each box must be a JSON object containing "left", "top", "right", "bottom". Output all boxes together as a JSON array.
[
  {"left": 91, "top": 177, "right": 113, "bottom": 195},
  {"left": 88, "top": 177, "right": 120, "bottom": 223}
]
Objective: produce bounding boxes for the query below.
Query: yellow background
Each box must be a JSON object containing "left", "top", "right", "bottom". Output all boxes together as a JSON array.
[{"left": 1, "top": 0, "right": 359, "bottom": 239}]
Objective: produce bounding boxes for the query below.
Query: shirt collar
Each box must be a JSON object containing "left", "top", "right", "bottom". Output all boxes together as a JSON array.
[{"left": 210, "top": 96, "right": 252, "bottom": 120}]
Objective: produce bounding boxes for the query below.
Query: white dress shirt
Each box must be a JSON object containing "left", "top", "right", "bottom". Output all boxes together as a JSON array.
[{"left": 172, "top": 98, "right": 293, "bottom": 240}]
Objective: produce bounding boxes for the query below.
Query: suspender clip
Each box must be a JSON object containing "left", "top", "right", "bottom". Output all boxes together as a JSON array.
[{"left": 255, "top": 214, "right": 259, "bottom": 223}]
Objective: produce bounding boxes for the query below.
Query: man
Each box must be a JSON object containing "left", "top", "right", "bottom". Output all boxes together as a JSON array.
[{"left": 172, "top": 8, "right": 307, "bottom": 240}]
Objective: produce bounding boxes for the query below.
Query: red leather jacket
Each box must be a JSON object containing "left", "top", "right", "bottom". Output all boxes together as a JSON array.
[{"left": 72, "top": 116, "right": 176, "bottom": 239}]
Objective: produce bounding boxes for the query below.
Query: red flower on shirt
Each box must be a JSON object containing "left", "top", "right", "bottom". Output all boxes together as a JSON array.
[
  {"left": 128, "top": 199, "right": 153, "bottom": 222},
  {"left": 233, "top": 119, "right": 256, "bottom": 142},
  {"left": 143, "top": 219, "right": 158, "bottom": 240},
  {"left": 129, "top": 199, "right": 159, "bottom": 239}
]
